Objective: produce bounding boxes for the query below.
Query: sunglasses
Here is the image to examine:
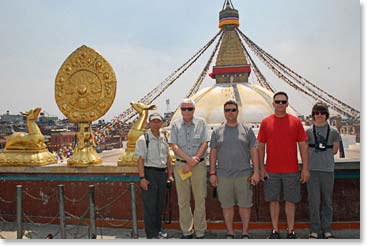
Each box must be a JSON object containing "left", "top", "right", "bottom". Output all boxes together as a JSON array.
[
  {"left": 224, "top": 108, "right": 237, "bottom": 112},
  {"left": 313, "top": 111, "right": 327, "bottom": 115},
  {"left": 181, "top": 107, "right": 194, "bottom": 112},
  {"left": 274, "top": 100, "right": 288, "bottom": 104}
]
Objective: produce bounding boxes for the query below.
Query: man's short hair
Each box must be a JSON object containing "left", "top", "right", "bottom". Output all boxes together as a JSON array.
[
  {"left": 311, "top": 102, "right": 330, "bottom": 120},
  {"left": 273, "top": 91, "right": 288, "bottom": 100},
  {"left": 223, "top": 100, "right": 238, "bottom": 110},
  {"left": 180, "top": 98, "right": 196, "bottom": 108}
]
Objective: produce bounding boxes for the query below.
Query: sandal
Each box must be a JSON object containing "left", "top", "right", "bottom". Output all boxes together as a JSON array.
[
  {"left": 309, "top": 232, "right": 318, "bottom": 239},
  {"left": 241, "top": 234, "right": 250, "bottom": 239},
  {"left": 225, "top": 234, "right": 235, "bottom": 239}
]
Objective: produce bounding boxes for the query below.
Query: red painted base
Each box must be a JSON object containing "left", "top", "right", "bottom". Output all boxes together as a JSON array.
[{"left": 0, "top": 173, "right": 360, "bottom": 229}]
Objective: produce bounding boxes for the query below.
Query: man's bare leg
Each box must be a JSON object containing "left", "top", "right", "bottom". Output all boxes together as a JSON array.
[
  {"left": 222, "top": 207, "right": 234, "bottom": 235},
  {"left": 285, "top": 201, "right": 296, "bottom": 233},
  {"left": 269, "top": 201, "right": 280, "bottom": 231},
  {"left": 239, "top": 207, "right": 251, "bottom": 235}
]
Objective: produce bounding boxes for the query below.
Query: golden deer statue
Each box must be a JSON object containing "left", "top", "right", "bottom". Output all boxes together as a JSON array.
[
  {"left": 118, "top": 101, "right": 157, "bottom": 165},
  {"left": 160, "top": 128, "right": 176, "bottom": 166},
  {"left": 0, "top": 107, "right": 58, "bottom": 166}
]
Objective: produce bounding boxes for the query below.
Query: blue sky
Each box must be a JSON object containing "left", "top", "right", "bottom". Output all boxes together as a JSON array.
[{"left": 0, "top": 0, "right": 361, "bottom": 120}]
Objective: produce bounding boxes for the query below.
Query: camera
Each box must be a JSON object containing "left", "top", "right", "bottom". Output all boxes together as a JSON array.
[{"left": 317, "top": 142, "right": 326, "bottom": 150}]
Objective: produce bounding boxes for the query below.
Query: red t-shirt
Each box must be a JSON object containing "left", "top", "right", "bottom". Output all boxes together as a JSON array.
[{"left": 257, "top": 114, "right": 308, "bottom": 173}]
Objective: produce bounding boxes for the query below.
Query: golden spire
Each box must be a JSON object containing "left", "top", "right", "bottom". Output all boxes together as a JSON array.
[
  {"left": 209, "top": 0, "right": 251, "bottom": 84},
  {"left": 219, "top": 0, "right": 239, "bottom": 29}
]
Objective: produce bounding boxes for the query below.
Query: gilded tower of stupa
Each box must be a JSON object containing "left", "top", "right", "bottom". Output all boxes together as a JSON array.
[
  {"left": 171, "top": 0, "right": 296, "bottom": 126},
  {"left": 209, "top": 0, "right": 250, "bottom": 84}
]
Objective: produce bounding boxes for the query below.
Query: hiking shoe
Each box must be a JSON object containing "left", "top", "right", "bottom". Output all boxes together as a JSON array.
[
  {"left": 158, "top": 231, "right": 168, "bottom": 239},
  {"left": 287, "top": 230, "right": 297, "bottom": 239},
  {"left": 309, "top": 232, "right": 318, "bottom": 239},
  {"left": 267, "top": 230, "right": 280, "bottom": 239},
  {"left": 324, "top": 232, "right": 335, "bottom": 239}
]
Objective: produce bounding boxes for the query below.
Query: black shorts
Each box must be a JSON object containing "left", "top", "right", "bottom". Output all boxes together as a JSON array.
[{"left": 264, "top": 172, "right": 301, "bottom": 203}]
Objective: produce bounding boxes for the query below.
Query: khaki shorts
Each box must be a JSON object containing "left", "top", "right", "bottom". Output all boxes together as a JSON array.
[{"left": 217, "top": 174, "right": 253, "bottom": 208}]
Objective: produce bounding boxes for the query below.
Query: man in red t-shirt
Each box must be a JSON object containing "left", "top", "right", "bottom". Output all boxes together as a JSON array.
[{"left": 257, "top": 91, "right": 309, "bottom": 239}]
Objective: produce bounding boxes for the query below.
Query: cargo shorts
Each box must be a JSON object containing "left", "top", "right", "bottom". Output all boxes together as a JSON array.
[{"left": 217, "top": 173, "right": 253, "bottom": 208}]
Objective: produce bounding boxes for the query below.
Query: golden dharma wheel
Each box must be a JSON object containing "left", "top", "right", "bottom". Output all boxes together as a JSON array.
[{"left": 55, "top": 45, "right": 117, "bottom": 122}]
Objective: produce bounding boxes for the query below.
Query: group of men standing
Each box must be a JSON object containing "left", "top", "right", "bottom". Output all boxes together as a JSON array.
[{"left": 135, "top": 91, "right": 340, "bottom": 239}]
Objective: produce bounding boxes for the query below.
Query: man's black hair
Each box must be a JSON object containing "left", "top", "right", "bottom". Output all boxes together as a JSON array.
[
  {"left": 224, "top": 100, "right": 238, "bottom": 110},
  {"left": 273, "top": 91, "right": 288, "bottom": 100}
]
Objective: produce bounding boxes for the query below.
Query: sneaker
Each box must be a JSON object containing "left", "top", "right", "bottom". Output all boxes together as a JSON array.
[
  {"left": 287, "top": 230, "right": 297, "bottom": 239},
  {"left": 309, "top": 232, "right": 318, "bottom": 239},
  {"left": 268, "top": 230, "right": 280, "bottom": 239},
  {"left": 324, "top": 232, "right": 335, "bottom": 239},
  {"left": 158, "top": 231, "right": 168, "bottom": 239}
]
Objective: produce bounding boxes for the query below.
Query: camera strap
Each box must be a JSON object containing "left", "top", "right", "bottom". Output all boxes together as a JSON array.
[
  {"left": 308, "top": 124, "right": 333, "bottom": 149},
  {"left": 143, "top": 132, "right": 150, "bottom": 161}
]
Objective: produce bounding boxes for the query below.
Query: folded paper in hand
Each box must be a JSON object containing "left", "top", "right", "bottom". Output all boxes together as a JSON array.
[{"left": 178, "top": 167, "right": 192, "bottom": 181}]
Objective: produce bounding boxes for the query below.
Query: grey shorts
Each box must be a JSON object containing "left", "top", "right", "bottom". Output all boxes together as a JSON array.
[
  {"left": 264, "top": 172, "right": 301, "bottom": 203},
  {"left": 217, "top": 174, "right": 253, "bottom": 208}
]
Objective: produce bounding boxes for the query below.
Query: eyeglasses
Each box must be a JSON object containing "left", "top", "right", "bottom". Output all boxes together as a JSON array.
[
  {"left": 181, "top": 107, "right": 194, "bottom": 112},
  {"left": 224, "top": 108, "right": 237, "bottom": 112},
  {"left": 274, "top": 100, "right": 288, "bottom": 104},
  {"left": 313, "top": 111, "right": 327, "bottom": 115}
]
